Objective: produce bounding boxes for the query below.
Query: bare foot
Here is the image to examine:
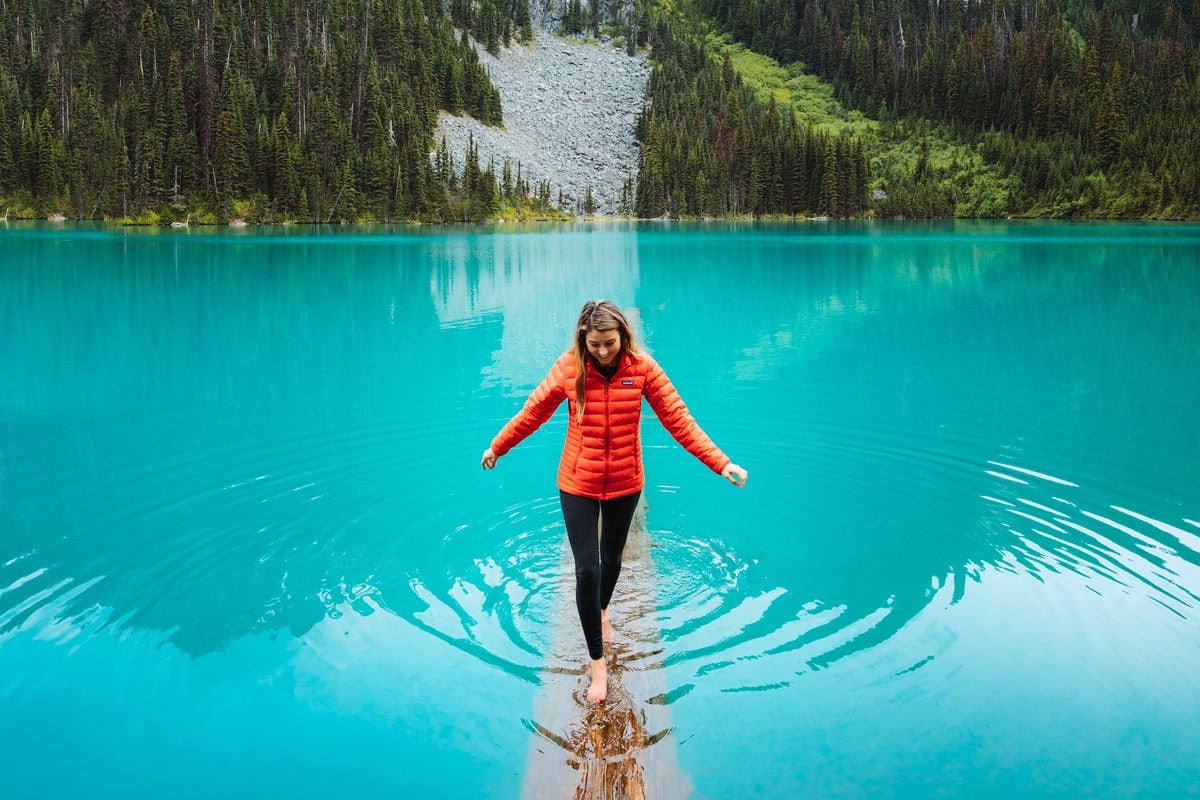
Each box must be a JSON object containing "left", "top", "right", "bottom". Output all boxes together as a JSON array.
[
  {"left": 587, "top": 657, "right": 608, "bottom": 704},
  {"left": 600, "top": 609, "right": 615, "bottom": 643}
]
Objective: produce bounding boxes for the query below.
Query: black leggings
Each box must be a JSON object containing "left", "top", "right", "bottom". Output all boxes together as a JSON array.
[{"left": 559, "top": 489, "right": 642, "bottom": 661}]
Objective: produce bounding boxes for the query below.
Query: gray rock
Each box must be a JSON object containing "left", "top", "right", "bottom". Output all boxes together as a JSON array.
[{"left": 434, "top": 25, "right": 649, "bottom": 216}]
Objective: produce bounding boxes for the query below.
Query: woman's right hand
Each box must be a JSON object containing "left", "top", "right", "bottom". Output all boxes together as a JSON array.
[
  {"left": 481, "top": 447, "right": 498, "bottom": 470},
  {"left": 722, "top": 463, "right": 748, "bottom": 487}
]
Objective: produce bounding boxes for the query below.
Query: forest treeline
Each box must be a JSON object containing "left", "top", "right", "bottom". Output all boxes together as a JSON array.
[
  {"left": 1, "top": 0, "right": 1196, "bottom": 221},
  {"left": 0, "top": 0, "right": 531, "bottom": 222},
  {"left": 635, "top": 13, "right": 869, "bottom": 217},
  {"left": 0, "top": 0, "right": 913, "bottom": 223},
  {"left": 694, "top": 0, "right": 1200, "bottom": 217}
]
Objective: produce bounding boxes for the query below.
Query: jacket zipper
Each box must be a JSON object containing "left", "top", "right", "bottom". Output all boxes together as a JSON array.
[{"left": 602, "top": 378, "right": 611, "bottom": 497}]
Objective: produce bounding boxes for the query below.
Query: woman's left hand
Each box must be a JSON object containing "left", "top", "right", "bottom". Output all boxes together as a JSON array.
[{"left": 722, "top": 463, "right": 748, "bottom": 488}]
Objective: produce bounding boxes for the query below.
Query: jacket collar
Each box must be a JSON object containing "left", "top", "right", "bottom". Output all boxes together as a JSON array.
[{"left": 586, "top": 350, "right": 628, "bottom": 376}]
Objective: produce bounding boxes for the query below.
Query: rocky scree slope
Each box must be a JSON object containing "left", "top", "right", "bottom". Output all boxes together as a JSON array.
[{"left": 435, "top": 26, "right": 650, "bottom": 217}]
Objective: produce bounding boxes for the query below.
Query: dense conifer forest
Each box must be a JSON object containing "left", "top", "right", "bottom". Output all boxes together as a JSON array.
[
  {"left": 0, "top": 0, "right": 1196, "bottom": 221},
  {"left": 694, "top": 0, "right": 1200, "bottom": 218},
  {"left": 0, "top": 0, "right": 514, "bottom": 222},
  {"left": 635, "top": 8, "right": 869, "bottom": 217}
]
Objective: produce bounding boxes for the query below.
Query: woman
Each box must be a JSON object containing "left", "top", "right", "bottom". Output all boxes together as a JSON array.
[{"left": 481, "top": 300, "right": 747, "bottom": 703}]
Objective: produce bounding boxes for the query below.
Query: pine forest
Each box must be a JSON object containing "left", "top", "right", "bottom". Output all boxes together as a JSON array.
[{"left": 0, "top": 0, "right": 1197, "bottom": 222}]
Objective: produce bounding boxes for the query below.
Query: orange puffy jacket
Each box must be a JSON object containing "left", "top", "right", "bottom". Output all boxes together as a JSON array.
[{"left": 490, "top": 350, "right": 730, "bottom": 499}]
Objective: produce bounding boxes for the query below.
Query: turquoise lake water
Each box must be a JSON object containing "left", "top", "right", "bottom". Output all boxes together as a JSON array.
[{"left": 2, "top": 221, "right": 1199, "bottom": 798}]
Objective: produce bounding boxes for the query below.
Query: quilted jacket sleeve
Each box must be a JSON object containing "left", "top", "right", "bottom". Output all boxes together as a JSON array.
[
  {"left": 490, "top": 355, "right": 569, "bottom": 457},
  {"left": 642, "top": 356, "right": 731, "bottom": 475}
]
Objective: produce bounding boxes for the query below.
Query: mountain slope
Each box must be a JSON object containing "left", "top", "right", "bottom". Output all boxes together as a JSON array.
[{"left": 435, "top": 27, "right": 649, "bottom": 216}]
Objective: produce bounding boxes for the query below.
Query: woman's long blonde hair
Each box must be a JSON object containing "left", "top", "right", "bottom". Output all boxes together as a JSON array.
[{"left": 572, "top": 300, "right": 641, "bottom": 421}]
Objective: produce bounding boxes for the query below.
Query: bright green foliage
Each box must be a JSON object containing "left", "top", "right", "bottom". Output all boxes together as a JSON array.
[
  {"left": 691, "top": 0, "right": 1200, "bottom": 218},
  {"left": 636, "top": 5, "right": 869, "bottom": 217}
]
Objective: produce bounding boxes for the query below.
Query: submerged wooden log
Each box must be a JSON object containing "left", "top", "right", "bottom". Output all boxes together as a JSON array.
[{"left": 522, "top": 500, "right": 691, "bottom": 800}]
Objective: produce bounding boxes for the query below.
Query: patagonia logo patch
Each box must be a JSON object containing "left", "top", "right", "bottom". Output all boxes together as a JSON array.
[{"left": 622, "top": 379, "right": 635, "bottom": 386}]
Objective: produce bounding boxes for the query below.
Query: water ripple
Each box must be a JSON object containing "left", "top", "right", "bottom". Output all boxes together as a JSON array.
[
  {"left": 985, "top": 460, "right": 1200, "bottom": 618},
  {"left": 5, "top": 403, "right": 1196, "bottom": 707},
  {"left": 628, "top": 452, "right": 1199, "bottom": 699},
  {"left": 1, "top": 415, "right": 547, "bottom": 660}
]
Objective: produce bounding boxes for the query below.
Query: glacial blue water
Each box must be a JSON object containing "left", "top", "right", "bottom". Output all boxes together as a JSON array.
[{"left": 1, "top": 220, "right": 1198, "bottom": 799}]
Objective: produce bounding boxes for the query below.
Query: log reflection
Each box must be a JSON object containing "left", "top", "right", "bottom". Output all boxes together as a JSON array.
[
  {"left": 527, "top": 643, "right": 675, "bottom": 799},
  {"left": 523, "top": 513, "right": 690, "bottom": 800}
]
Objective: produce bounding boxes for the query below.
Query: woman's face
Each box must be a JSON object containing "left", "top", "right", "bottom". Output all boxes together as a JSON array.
[{"left": 585, "top": 328, "right": 621, "bottom": 367}]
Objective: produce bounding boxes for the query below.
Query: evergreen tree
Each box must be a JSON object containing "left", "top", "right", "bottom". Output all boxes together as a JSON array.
[
  {"left": 0, "top": 0, "right": 514, "bottom": 221},
  {"left": 274, "top": 112, "right": 298, "bottom": 213},
  {"left": 694, "top": 0, "right": 1200, "bottom": 219},
  {"left": 0, "top": 81, "right": 14, "bottom": 193},
  {"left": 36, "top": 106, "right": 60, "bottom": 206},
  {"left": 1094, "top": 63, "right": 1128, "bottom": 164}
]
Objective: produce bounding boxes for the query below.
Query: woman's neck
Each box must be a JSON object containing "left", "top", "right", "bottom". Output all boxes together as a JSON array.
[{"left": 592, "top": 355, "right": 620, "bottom": 378}]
